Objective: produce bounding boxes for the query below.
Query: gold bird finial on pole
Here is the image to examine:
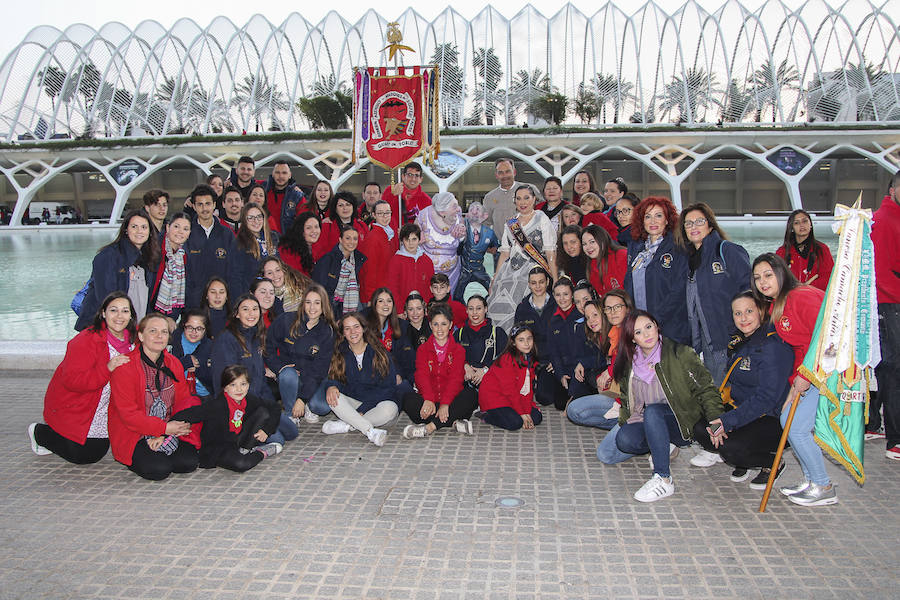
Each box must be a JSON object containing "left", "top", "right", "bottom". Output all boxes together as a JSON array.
[{"left": 383, "top": 22, "right": 415, "bottom": 64}]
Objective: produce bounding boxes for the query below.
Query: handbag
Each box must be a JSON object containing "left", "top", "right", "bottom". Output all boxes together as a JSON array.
[{"left": 70, "top": 278, "right": 92, "bottom": 316}]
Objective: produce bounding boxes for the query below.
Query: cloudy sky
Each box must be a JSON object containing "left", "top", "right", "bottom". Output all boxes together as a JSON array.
[{"left": 2, "top": 0, "right": 764, "bottom": 61}]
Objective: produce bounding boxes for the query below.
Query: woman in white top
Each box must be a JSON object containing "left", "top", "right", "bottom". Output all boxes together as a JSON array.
[{"left": 488, "top": 185, "right": 558, "bottom": 331}]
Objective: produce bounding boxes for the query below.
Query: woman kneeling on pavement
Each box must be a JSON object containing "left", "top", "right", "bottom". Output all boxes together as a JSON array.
[
  {"left": 28, "top": 292, "right": 137, "bottom": 463},
  {"left": 402, "top": 303, "right": 478, "bottom": 438},
  {"left": 108, "top": 313, "right": 200, "bottom": 481},
  {"left": 309, "top": 313, "right": 403, "bottom": 446},
  {"left": 689, "top": 290, "right": 794, "bottom": 489},
  {"left": 606, "top": 310, "right": 724, "bottom": 502}
]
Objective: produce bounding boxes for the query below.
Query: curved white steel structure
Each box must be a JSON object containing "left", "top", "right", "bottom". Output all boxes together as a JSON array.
[{"left": 1, "top": 1, "right": 898, "bottom": 141}]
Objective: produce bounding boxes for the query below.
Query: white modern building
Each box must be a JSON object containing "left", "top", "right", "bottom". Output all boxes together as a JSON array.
[{"left": 0, "top": 1, "right": 898, "bottom": 224}]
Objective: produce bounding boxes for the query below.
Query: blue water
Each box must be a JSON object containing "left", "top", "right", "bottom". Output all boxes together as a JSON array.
[{"left": 0, "top": 225, "right": 838, "bottom": 341}]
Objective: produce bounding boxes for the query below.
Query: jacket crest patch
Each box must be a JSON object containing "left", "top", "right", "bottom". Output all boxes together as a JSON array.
[
  {"left": 711, "top": 261, "right": 724, "bottom": 274},
  {"left": 660, "top": 253, "right": 673, "bottom": 268}
]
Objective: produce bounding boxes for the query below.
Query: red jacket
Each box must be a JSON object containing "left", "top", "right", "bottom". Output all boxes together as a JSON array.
[
  {"left": 43, "top": 328, "right": 113, "bottom": 444},
  {"left": 414, "top": 337, "right": 466, "bottom": 405},
  {"left": 108, "top": 348, "right": 200, "bottom": 466},
  {"left": 872, "top": 194, "right": 900, "bottom": 303},
  {"left": 478, "top": 353, "right": 537, "bottom": 414},
  {"left": 588, "top": 248, "right": 628, "bottom": 296},
  {"left": 382, "top": 185, "right": 431, "bottom": 231},
  {"left": 772, "top": 285, "right": 825, "bottom": 383},
  {"left": 387, "top": 252, "right": 434, "bottom": 305},
  {"left": 320, "top": 217, "right": 369, "bottom": 253},
  {"left": 582, "top": 211, "right": 619, "bottom": 240},
  {"left": 359, "top": 224, "right": 399, "bottom": 300},
  {"left": 776, "top": 242, "right": 834, "bottom": 292}
]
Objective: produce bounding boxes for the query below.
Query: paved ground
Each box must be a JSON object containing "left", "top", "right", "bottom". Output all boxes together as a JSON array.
[{"left": 2, "top": 369, "right": 898, "bottom": 600}]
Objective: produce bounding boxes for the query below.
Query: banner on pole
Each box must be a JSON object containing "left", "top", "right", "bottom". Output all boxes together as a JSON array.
[{"left": 352, "top": 66, "right": 440, "bottom": 170}]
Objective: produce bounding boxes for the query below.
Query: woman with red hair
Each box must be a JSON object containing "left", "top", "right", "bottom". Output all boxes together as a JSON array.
[{"left": 623, "top": 197, "right": 690, "bottom": 345}]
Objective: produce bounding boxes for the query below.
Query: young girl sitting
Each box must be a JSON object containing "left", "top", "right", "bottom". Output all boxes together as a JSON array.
[
  {"left": 172, "top": 365, "right": 282, "bottom": 472},
  {"left": 477, "top": 323, "right": 543, "bottom": 431}
]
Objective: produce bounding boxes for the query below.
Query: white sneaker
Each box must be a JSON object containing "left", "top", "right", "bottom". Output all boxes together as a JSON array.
[
  {"left": 27, "top": 423, "right": 52, "bottom": 456},
  {"left": 303, "top": 410, "right": 320, "bottom": 424},
  {"left": 322, "top": 420, "right": 353, "bottom": 435},
  {"left": 454, "top": 419, "right": 474, "bottom": 435},
  {"left": 289, "top": 416, "right": 302, "bottom": 428},
  {"left": 634, "top": 473, "right": 675, "bottom": 502},
  {"left": 253, "top": 442, "right": 283, "bottom": 458},
  {"left": 690, "top": 449, "right": 723, "bottom": 467},
  {"left": 366, "top": 427, "right": 387, "bottom": 447},
  {"left": 403, "top": 424, "right": 429, "bottom": 439},
  {"left": 648, "top": 443, "right": 679, "bottom": 470}
]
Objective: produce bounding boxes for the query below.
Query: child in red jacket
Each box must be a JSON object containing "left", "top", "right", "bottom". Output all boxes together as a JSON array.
[
  {"left": 478, "top": 322, "right": 543, "bottom": 431},
  {"left": 387, "top": 223, "right": 435, "bottom": 305},
  {"left": 401, "top": 304, "right": 477, "bottom": 438}
]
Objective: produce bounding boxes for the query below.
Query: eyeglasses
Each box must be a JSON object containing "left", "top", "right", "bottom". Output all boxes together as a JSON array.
[
  {"left": 404, "top": 172, "right": 422, "bottom": 179},
  {"left": 374, "top": 211, "right": 392, "bottom": 216},
  {"left": 184, "top": 325, "right": 206, "bottom": 333},
  {"left": 615, "top": 207, "right": 632, "bottom": 216},
  {"left": 603, "top": 303, "right": 626, "bottom": 314},
  {"left": 684, "top": 217, "right": 707, "bottom": 228},
  {"left": 246, "top": 214, "right": 264, "bottom": 222}
]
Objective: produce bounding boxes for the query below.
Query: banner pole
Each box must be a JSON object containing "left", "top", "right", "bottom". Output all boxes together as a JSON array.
[{"left": 759, "top": 387, "right": 800, "bottom": 512}]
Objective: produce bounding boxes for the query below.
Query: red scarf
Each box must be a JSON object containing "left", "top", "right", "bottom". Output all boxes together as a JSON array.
[
  {"left": 554, "top": 305, "right": 574, "bottom": 320},
  {"left": 468, "top": 320, "right": 488, "bottom": 332},
  {"left": 225, "top": 392, "right": 247, "bottom": 434},
  {"left": 433, "top": 337, "right": 450, "bottom": 363}
]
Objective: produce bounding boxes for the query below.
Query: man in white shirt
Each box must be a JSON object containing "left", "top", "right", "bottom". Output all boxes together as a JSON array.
[{"left": 483, "top": 158, "right": 521, "bottom": 240}]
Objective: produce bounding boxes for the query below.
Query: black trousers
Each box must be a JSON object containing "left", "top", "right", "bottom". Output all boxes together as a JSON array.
[
  {"left": 34, "top": 423, "right": 109, "bottom": 464},
  {"left": 403, "top": 388, "right": 478, "bottom": 430},
  {"left": 129, "top": 439, "right": 199, "bottom": 481},
  {"left": 693, "top": 416, "right": 784, "bottom": 469},
  {"left": 483, "top": 406, "right": 543, "bottom": 431},
  {"left": 213, "top": 447, "right": 264, "bottom": 472}
]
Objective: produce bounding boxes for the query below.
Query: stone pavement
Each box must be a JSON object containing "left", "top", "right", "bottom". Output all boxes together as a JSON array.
[{"left": 2, "top": 369, "right": 898, "bottom": 600}]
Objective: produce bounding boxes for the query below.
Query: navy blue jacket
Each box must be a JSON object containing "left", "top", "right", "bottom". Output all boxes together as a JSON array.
[
  {"left": 169, "top": 330, "right": 213, "bottom": 393},
  {"left": 546, "top": 309, "right": 593, "bottom": 380},
  {"left": 323, "top": 344, "right": 401, "bottom": 412},
  {"left": 185, "top": 218, "right": 237, "bottom": 309},
  {"left": 210, "top": 325, "right": 273, "bottom": 402},
  {"left": 624, "top": 231, "right": 690, "bottom": 345},
  {"left": 720, "top": 324, "right": 794, "bottom": 432},
  {"left": 453, "top": 319, "right": 508, "bottom": 369},
  {"left": 311, "top": 246, "right": 367, "bottom": 315},
  {"left": 206, "top": 307, "right": 228, "bottom": 339},
  {"left": 264, "top": 312, "right": 334, "bottom": 400},
  {"left": 264, "top": 175, "right": 306, "bottom": 234},
  {"left": 75, "top": 239, "right": 156, "bottom": 331},
  {"left": 688, "top": 231, "right": 751, "bottom": 352},
  {"left": 359, "top": 307, "right": 417, "bottom": 382},
  {"left": 514, "top": 294, "right": 557, "bottom": 362}
]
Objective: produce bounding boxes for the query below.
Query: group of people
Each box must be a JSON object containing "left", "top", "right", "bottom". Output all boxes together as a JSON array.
[{"left": 27, "top": 155, "right": 900, "bottom": 507}]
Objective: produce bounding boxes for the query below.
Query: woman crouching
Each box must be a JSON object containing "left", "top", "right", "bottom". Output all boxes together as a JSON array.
[
  {"left": 611, "top": 310, "right": 724, "bottom": 502},
  {"left": 477, "top": 323, "right": 543, "bottom": 431}
]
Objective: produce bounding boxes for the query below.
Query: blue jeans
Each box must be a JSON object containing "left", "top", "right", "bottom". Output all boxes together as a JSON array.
[
  {"left": 781, "top": 384, "right": 830, "bottom": 486},
  {"left": 277, "top": 368, "right": 304, "bottom": 412},
  {"left": 568, "top": 394, "right": 618, "bottom": 429},
  {"left": 596, "top": 424, "right": 633, "bottom": 464},
  {"left": 615, "top": 403, "right": 689, "bottom": 478},
  {"left": 266, "top": 412, "right": 299, "bottom": 446},
  {"left": 307, "top": 381, "right": 333, "bottom": 416}
]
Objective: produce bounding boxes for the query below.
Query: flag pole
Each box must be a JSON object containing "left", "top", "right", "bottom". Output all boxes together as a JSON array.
[{"left": 759, "top": 387, "right": 800, "bottom": 512}]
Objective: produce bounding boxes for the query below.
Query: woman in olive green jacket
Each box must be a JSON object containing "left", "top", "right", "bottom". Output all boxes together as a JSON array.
[{"left": 610, "top": 310, "right": 723, "bottom": 502}]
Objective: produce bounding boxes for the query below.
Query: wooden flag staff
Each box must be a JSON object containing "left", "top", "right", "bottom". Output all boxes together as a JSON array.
[{"left": 758, "top": 387, "right": 800, "bottom": 512}]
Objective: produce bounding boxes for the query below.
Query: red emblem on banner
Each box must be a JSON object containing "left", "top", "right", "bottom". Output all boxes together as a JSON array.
[{"left": 366, "top": 74, "right": 424, "bottom": 169}]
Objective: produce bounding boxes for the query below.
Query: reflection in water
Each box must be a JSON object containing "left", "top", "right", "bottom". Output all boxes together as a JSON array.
[{"left": 0, "top": 224, "right": 837, "bottom": 341}]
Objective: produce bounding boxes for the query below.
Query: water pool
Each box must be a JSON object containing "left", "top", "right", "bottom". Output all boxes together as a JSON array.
[{"left": 0, "top": 223, "right": 839, "bottom": 341}]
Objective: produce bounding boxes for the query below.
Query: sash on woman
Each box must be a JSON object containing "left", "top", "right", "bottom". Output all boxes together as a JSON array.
[{"left": 507, "top": 218, "right": 551, "bottom": 274}]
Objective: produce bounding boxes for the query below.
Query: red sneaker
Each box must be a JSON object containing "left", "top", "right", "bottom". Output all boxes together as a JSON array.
[{"left": 886, "top": 446, "right": 900, "bottom": 461}]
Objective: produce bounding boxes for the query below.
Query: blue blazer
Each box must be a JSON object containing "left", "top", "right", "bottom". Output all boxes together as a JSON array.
[
  {"left": 185, "top": 219, "right": 237, "bottom": 309},
  {"left": 323, "top": 344, "right": 400, "bottom": 412},
  {"left": 265, "top": 313, "right": 335, "bottom": 400},
  {"left": 75, "top": 239, "right": 156, "bottom": 331},
  {"left": 210, "top": 325, "right": 272, "bottom": 401}
]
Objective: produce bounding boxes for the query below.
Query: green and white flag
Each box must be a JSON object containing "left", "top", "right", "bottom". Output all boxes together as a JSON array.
[{"left": 799, "top": 197, "right": 879, "bottom": 485}]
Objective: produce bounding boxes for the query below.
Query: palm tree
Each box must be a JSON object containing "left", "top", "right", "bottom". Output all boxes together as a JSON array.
[
  {"left": 234, "top": 75, "right": 289, "bottom": 132},
  {"left": 721, "top": 78, "right": 752, "bottom": 122},
  {"left": 658, "top": 67, "right": 721, "bottom": 123},
  {"left": 748, "top": 59, "right": 800, "bottom": 122},
  {"left": 509, "top": 68, "right": 550, "bottom": 124},
  {"left": 471, "top": 47, "right": 504, "bottom": 125},
  {"left": 591, "top": 72, "right": 635, "bottom": 123},
  {"left": 429, "top": 43, "right": 463, "bottom": 127},
  {"left": 573, "top": 83, "right": 600, "bottom": 124}
]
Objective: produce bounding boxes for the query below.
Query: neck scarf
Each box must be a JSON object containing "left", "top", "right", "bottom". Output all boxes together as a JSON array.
[
  {"left": 632, "top": 340, "right": 662, "bottom": 384},
  {"left": 555, "top": 305, "right": 574, "bottom": 320},
  {"left": 433, "top": 336, "right": 450, "bottom": 363},
  {"left": 155, "top": 237, "right": 186, "bottom": 314},
  {"left": 374, "top": 222, "right": 395, "bottom": 241},
  {"left": 380, "top": 321, "right": 393, "bottom": 350},
  {"left": 106, "top": 328, "right": 132, "bottom": 355},
  {"left": 333, "top": 252, "right": 359, "bottom": 314},
  {"left": 630, "top": 235, "right": 664, "bottom": 274},
  {"left": 256, "top": 233, "right": 271, "bottom": 258},
  {"left": 468, "top": 320, "right": 488, "bottom": 332},
  {"left": 225, "top": 391, "right": 247, "bottom": 434}
]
